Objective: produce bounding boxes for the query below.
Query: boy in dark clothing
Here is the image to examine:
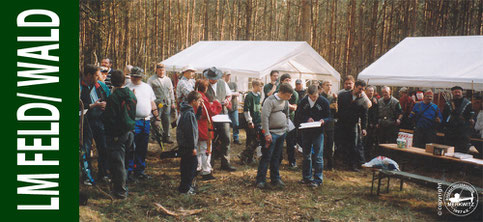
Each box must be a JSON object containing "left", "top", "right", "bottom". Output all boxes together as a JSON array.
[
  {"left": 103, "top": 70, "right": 137, "bottom": 199},
  {"left": 177, "top": 91, "right": 203, "bottom": 194},
  {"left": 294, "top": 85, "right": 330, "bottom": 187},
  {"left": 240, "top": 80, "right": 263, "bottom": 164}
]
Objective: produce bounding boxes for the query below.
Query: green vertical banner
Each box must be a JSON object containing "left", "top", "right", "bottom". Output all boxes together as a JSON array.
[{"left": 4, "top": 0, "right": 78, "bottom": 220}]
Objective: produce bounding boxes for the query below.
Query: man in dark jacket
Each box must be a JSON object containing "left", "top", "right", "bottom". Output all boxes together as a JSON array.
[
  {"left": 336, "top": 80, "right": 368, "bottom": 171},
  {"left": 294, "top": 85, "right": 330, "bottom": 187},
  {"left": 443, "top": 86, "right": 475, "bottom": 153},
  {"left": 80, "top": 64, "right": 111, "bottom": 184},
  {"left": 102, "top": 70, "right": 137, "bottom": 199},
  {"left": 363, "top": 86, "right": 378, "bottom": 160},
  {"left": 176, "top": 91, "right": 203, "bottom": 194}
]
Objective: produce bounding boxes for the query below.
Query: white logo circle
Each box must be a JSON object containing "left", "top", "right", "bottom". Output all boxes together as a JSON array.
[{"left": 443, "top": 181, "right": 478, "bottom": 217}]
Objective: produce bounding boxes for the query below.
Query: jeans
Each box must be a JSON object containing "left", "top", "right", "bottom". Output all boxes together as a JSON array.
[
  {"left": 228, "top": 110, "right": 239, "bottom": 141},
  {"left": 128, "top": 120, "right": 150, "bottom": 175},
  {"left": 80, "top": 119, "right": 95, "bottom": 184},
  {"left": 302, "top": 132, "right": 324, "bottom": 184},
  {"left": 107, "top": 131, "right": 134, "bottom": 197},
  {"left": 158, "top": 105, "right": 171, "bottom": 139},
  {"left": 179, "top": 153, "right": 198, "bottom": 193},
  {"left": 256, "top": 133, "right": 286, "bottom": 183},
  {"left": 89, "top": 119, "right": 109, "bottom": 178}
]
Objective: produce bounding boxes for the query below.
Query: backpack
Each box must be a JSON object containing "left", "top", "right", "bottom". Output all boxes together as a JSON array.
[{"left": 103, "top": 88, "right": 137, "bottom": 136}]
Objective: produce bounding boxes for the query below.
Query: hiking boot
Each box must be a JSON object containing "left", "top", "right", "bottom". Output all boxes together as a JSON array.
[
  {"left": 256, "top": 181, "right": 267, "bottom": 189},
  {"left": 308, "top": 182, "right": 321, "bottom": 188},
  {"left": 83, "top": 179, "right": 93, "bottom": 186},
  {"left": 288, "top": 162, "right": 298, "bottom": 170},
  {"left": 201, "top": 173, "right": 216, "bottom": 181},
  {"left": 299, "top": 179, "right": 313, "bottom": 184},
  {"left": 163, "top": 138, "right": 174, "bottom": 144},
  {"left": 271, "top": 179, "right": 285, "bottom": 189},
  {"left": 135, "top": 173, "right": 152, "bottom": 180},
  {"left": 221, "top": 165, "right": 237, "bottom": 172}
]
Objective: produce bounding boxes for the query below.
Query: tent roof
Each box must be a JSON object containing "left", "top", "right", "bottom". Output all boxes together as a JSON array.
[
  {"left": 161, "top": 41, "right": 340, "bottom": 81},
  {"left": 358, "top": 36, "right": 483, "bottom": 91}
]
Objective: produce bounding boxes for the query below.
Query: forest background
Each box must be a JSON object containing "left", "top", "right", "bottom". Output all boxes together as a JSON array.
[{"left": 79, "top": 0, "right": 483, "bottom": 81}]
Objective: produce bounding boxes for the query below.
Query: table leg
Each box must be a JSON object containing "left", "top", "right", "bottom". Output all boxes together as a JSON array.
[
  {"left": 377, "top": 173, "right": 382, "bottom": 196},
  {"left": 400, "top": 178, "right": 404, "bottom": 191},
  {"left": 371, "top": 170, "right": 375, "bottom": 195},
  {"left": 386, "top": 177, "right": 390, "bottom": 193}
]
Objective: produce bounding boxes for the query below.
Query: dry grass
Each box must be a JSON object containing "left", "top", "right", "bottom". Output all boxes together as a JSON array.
[{"left": 80, "top": 129, "right": 483, "bottom": 221}]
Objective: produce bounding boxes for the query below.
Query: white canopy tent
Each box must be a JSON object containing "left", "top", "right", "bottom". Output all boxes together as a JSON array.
[
  {"left": 161, "top": 41, "right": 341, "bottom": 92},
  {"left": 358, "top": 36, "right": 483, "bottom": 91}
]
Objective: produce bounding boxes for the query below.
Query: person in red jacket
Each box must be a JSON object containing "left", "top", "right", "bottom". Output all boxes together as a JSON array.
[{"left": 194, "top": 79, "right": 222, "bottom": 180}]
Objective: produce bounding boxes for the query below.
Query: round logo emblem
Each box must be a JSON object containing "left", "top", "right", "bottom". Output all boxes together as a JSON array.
[{"left": 443, "top": 182, "right": 478, "bottom": 217}]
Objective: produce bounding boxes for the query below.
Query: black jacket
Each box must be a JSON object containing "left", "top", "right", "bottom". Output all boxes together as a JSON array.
[
  {"left": 336, "top": 91, "right": 368, "bottom": 130},
  {"left": 176, "top": 102, "right": 199, "bottom": 156},
  {"left": 294, "top": 96, "right": 331, "bottom": 135}
]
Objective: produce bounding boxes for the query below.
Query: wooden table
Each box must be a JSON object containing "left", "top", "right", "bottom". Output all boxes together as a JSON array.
[{"left": 379, "top": 144, "right": 483, "bottom": 167}]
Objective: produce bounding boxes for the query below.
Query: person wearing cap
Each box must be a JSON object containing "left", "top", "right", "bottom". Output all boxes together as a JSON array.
[
  {"left": 409, "top": 90, "right": 442, "bottom": 148},
  {"left": 442, "top": 86, "right": 475, "bottom": 153},
  {"left": 203, "top": 67, "right": 237, "bottom": 171},
  {"left": 176, "top": 65, "right": 196, "bottom": 104},
  {"left": 101, "top": 58, "right": 113, "bottom": 89},
  {"left": 148, "top": 63, "right": 176, "bottom": 144},
  {"left": 295, "top": 79, "right": 306, "bottom": 99},
  {"left": 223, "top": 72, "right": 242, "bottom": 145},
  {"left": 126, "top": 67, "right": 158, "bottom": 180},
  {"left": 376, "top": 86, "right": 403, "bottom": 144},
  {"left": 399, "top": 87, "right": 415, "bottom": 130}
]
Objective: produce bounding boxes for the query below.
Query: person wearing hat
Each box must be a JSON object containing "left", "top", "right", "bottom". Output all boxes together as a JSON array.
[
  {"left": 442, "top": 86, "right": 475, "bottom": 153},
  {"left": 176, "top": 65, "right": 196, "bottom": 104},
  {"left": 148, "top": 62, "right": 176, "bottom": 144},
  {"left": 409, "top": 90, "right": 442, "bottom": 148},
  {"left": 223, "top": 72, "right": 242, "bottom": 145},
  {"left": 295, "top": 79, "right": 306, "bottom": 99},
  {"left": 399, "top": 87, "right": 415, "bottom": 130},
  {"left": 126, "top": 67, "right": 158, "bottom": 180},
  {"left": 203, "top": 67, "right": 237, "bottom": 171}
]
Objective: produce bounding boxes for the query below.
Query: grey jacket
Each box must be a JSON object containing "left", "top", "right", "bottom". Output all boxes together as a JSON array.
[{"left": 261, "top": 94, "right": 289, "bottom": 136}]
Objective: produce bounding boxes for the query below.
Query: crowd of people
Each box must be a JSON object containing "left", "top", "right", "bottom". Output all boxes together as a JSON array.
[{"left": 80, "top": 59, "right": 482, "bottom": 198}]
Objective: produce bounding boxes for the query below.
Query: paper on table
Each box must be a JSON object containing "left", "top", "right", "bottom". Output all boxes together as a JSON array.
[
  {"left": 461, "top": 158, "right": 483, "bottom": 165},
  {"left": 298, "top": 121, "right": 322, "bottom": 129},
  {"left": 211, "top": 114, "right": 232, "bottom": 123}
]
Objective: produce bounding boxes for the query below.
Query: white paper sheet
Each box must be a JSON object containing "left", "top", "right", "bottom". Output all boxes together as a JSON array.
[
  {"left": 211, "top": 114, "right": 232, "bottom": 123},
  {"left": 298, "top": 121, "right": 322, "bottom": 129}
]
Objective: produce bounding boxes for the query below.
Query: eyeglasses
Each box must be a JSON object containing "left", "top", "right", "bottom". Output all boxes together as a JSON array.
[{"left": 156, "top": 66, "right": 165, "bottom": 69}]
